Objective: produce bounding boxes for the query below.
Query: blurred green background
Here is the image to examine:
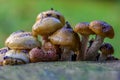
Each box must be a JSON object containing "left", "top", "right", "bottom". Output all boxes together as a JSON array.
[{"left": 0, "top": 0, "right": 120, "bottom": 58}]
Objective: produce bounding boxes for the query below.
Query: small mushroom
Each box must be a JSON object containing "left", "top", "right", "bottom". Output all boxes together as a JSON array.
[
  {"left": 5, "top": 31, "right": 41, "bottom": 50},
  {"left": 29, "top": 47, "right": 44, "bottom": 62},
  {"left": 42, "top": 42, "right": 60, "bottom": 60},
  {"left": 32, "top": 17, "right": 63, "bottom": 44},
  {"left": 36, "top": 8, "right": 65, "bottom": 25},
  {"left": 29, "top": 43, "right": 59, "bottom": 63},
  {"left": 3, "top": 50, "right": 30, "bottom": 65},
  {"left": 98, "top": 43, "right": 114, "bottom": 61},
  {"left": 0, "top": 47, "right": 9, "bottom": 66},
  {"left": 86, "top": 20, "right": 114, "bottom": 60},
  {"left": 49, "top": 22, "right": 81, "bottom": 61},
  {"left": 74, "top": 22, "right": 94, "bottom": 60}
]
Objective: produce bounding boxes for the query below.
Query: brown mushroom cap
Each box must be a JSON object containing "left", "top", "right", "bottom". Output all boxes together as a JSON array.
[
  {"left": 36, "top": 8, "right": 65, "bottom": 25},
  {"left": 32, "top": 17, "right": 63, "bottom": 37},
  {"left": 100, "top": 43, "right": 114, "bottom": 55},
  {"left": 49, "top": 22, "right": 80, "bottom": 50},
  {"left": 89, "top": 20, "right": 114, "bottom": 38},
  {"left": 74, "top": 22, "right": 94, "bottom": 35},
  {"left": 5, "top": 31, "right": 41, "bottom": 50},
  {"left": 29, "top": 46, "right": 59, "bottom": 62}
]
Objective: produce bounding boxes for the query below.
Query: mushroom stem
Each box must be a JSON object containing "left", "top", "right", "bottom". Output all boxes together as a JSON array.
[
  {"left": 85, "top": 35, "right": 104, "bottom": 60},
  {"left": 60, "top": 46, "right": 73, "bottom": 61},
  {"left": 98, "top": 54, "right": 107, "bottom": 61},
  {"left": 41, "top": 35, "right": 49, "bottom": 44},
  {"left": 81, "top": 35, "right": 89, "bottom": 60},
  {"left": 76, "top": 43, "right": 84, "bottom": 61}
]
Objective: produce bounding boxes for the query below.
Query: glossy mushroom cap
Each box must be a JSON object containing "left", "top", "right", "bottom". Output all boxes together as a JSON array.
[
  {"left": 4, "top": 50, "right": 30, "bottom": 64},
  {"left": 100, "top": 43, "right": 114, "bottom": 55},
  {"left": 74, "top": 22, "right": 94, "bottom": 35},
  {"left": 89, "top": 20, "right": 114, "bottom": 38},
  {"left": 49, "top": 22, "right": 80, "bottom": 51},
  {"left": 32, "top": 17, "right": 63, "bottom": 37},
  {"left": 36, "top": 8, "right": 65, "bottom": 25},
  {"left": 5, "top": 31, "right": 41, "bottom": 50}
]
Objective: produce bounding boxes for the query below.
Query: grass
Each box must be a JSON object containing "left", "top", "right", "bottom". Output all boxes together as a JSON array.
[{"left": 0, "top": 0, "right": 120, "bottom": 58}]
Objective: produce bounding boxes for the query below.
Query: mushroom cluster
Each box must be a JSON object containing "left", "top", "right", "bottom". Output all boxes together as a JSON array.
[{"left": 0, "top": 9, "right": 118, "bottom": 66}]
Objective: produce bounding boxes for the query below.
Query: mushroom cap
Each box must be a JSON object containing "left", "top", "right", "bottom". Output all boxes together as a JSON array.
[
  {"left": 29, "top": 47, "right": 59, "bottom": 62},
  {"left": 5, "top": 31, "right": 41, "bottom": 50},
  {"left": 29, "top": 47, "right": 44, "bottom": 62},
  {"left": 32, "top": 17, "right": 63, "bottom": 36},
  {"left": 49, "top": 22, "right": 80, "bottom": 50},
  {"left": 89, "top": 20, "right": 114, "bottom": 38},
  {"left": 0, "top": 47, "right": 9, "bottom": 63},
  {"left": 36, "top": 9, "right": 65, "bottom": 25},
  {"left": 4, "top": 50, "right": 30, "bottom": 63},
  {"left": 100, "top": 43, "right": 114, "bottom": 55},
  {"left": 74, "top": 22, "right": 94, "bottom": 35}
]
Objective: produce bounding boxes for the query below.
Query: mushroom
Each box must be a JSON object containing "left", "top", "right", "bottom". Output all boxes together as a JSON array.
[
  {"left": 85, "top": 20, "right": 114, "bottom": 60},
  {"left": 5, "top": 31, "right": 41, "bottom": 50},
  {"left": 3, "top": 50, "right": 30, "bottom": 65},
  {"left": 29, "top": 43, "right": 59, "bottom": 63},
  {"left": 74, "top": 22, "right": 94, "bottom": 60},
  {"left": 32, "top": 17, "right": 63, "bottom": 44},
  {"left": 29, "top": 47, "right": 44, "bottom": 62},
  {"left": 49, "top": 22, "right": 81, "bottom": 61},
  {"left": 36, "top": 8, "right": 65, "bottom": 25},
  {"left": 98, "top": 43, "right": 114, "bottom": 61},
  {"left": 42, "top": 42, "right": 60, "bottom": 60},
  {"left": 0, "top": 47, "right": 9, "bottom": 66}
]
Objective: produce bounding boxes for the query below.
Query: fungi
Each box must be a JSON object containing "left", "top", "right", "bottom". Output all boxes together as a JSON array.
[
  {"left": 29, "top": 44, "right": 59, "bottom": 63},
  {"left": 5, "top": 31, "right": 41, "bottom": 50},
  {"left": 49, "top": 22, "right": 81, "bottom": 61},
  {"left": 0, "top": 47, "right": 9, "bottom": 65},
  {"left": 99, "top": 43, "right": 114, "bottom": 61},
  {"left": 3, "top": 50, "right": 30, "bottom": 65},
  {"left": 32, "top": 17, "right": 63, "bottom": 44},
  {"left": 85, "top": 20, "right": 114, "bottom": 60},
  {"left": 36, "top": 8, "right": 65, "bottom": 25},
  {"left": 74, "top": 22, "right": 94, "bottom": 60}
]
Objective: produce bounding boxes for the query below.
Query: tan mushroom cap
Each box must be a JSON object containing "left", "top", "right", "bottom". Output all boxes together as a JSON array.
[
  {"left": 89, "top": 20, "right": 114, "bottom": 38},
  {"left": 49, "top": 23, "right": 80, "bottom": 51},
  {"left": 0, "top": 47, "right": 9, "bottom": 64},
  {"left": 74, "top": 22, "right": 94, "bottom": 35},
  {"left": 4, "top": 50, "right": 30, "bottom": 63},
  {"left": 36, "top": 9, "right": 65, "bottom": 25},
  {"left": 32, "top": 17, "right": 63, "bottom": 36},
  {"left": 5, "top": 31, "right": 41, "bottom": 50}
]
